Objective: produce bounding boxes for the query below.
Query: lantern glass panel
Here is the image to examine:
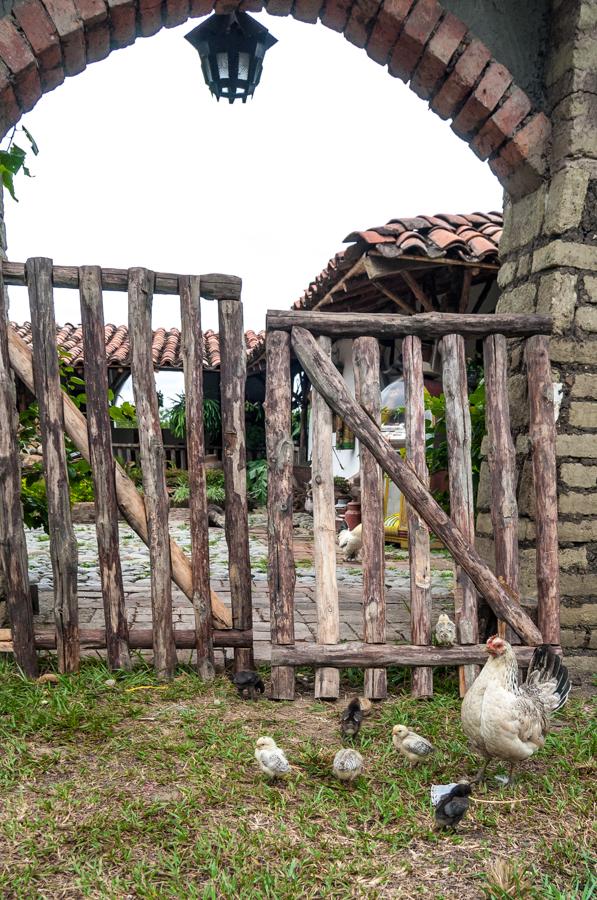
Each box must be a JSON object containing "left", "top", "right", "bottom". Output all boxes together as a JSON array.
[
  {"left": 216, "top": 53, "right": 229, "bottom": 78},
  {"left": 238, "top": 52, "right": 250, "bottom": 80}
]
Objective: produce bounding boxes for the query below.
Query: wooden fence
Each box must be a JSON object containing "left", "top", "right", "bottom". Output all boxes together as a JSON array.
[
  {"left": 0, "top": 258, "right": 252, "bottom": 679},
  {"left": 265, "top": 309, "right": 558, "bottom": 701}
]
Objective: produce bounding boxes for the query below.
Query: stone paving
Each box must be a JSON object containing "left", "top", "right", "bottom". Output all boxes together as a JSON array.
[{"left": 27, "top": 510, "right": 456, "bottom": 664}]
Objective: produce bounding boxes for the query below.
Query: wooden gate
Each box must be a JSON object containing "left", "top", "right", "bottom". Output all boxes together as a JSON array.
[
  {"left": 265, "top": 309, "right": 558, "bottom": 701},
  {"left": 0, "top": 258, "right": 253, "bottom": 679}
]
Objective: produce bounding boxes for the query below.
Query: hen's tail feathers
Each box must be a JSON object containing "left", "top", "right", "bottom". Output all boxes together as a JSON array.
[{"left": 526, "top": 644, "right": 571, "bottom": 711}]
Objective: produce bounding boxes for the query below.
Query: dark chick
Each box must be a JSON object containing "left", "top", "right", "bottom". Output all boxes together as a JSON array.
[
  {"left": 434, "top": 782, "right": 472, "bottom": 831},
  {"left": 232, "top": 670, "right": 265, "bottom": 701},
  {"left": 340, "top": 698, "right": 363, "bottom": 739}
]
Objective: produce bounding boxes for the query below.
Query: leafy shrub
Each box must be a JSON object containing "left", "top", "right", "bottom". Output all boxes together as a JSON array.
[{"left": 247, "top": 458, "right": 267, "bottom": 508}]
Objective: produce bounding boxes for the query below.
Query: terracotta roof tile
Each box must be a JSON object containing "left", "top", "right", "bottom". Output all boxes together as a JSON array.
[
  {"left": 9, "top": 322, "right": 266, "bottom": 371},
  {"left": 295, "top": 210, "right": 502, "bottom": 309}
]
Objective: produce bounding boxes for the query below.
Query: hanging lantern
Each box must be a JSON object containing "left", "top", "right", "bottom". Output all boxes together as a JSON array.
[{"left": 185, "top": 12, "right": 277, "bottom": 104}]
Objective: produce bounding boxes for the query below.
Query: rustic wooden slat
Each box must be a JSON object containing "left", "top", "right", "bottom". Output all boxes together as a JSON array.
[
  {"left": 442, "top": 334, "right": 479, "bottom": 694},
  {"left": 353, "top": 336, "right": 386, "bottom": 699},
  {"left": 0, "top": 269, "right": 38, "bottom": 677},
  {"left": 484, "top": 334, "right": 520, "bottom": 643},
  {"left": 290, "top": 325, "right": 542, "bottom": 646},
  {"left": 400, "top": 270, "right": 434, "bottom": 312},
  {"left": 0, "top": 627, "right": 252, "bottom": 650},
  {"left": 403, "top": 335, "right": 433, "bottom": 699},
  {"left": 7, "top": 327, "right": 232, "bottom": 629},
  {"left": 526, "top": 335, "right": 560, "bottom": 645},
  {"left": 2, "top": 260, "right": 241, "bottom": 299},
  {"left": 27, "top": 257, "right": 79, "bottom": 674},
  {"left": 180, "top": 275, "right": 214, "bottom": 681},
  {"left": 267, "top": 310, "right": 553, "bottom": 339},
  {"left": 265, "top": 329, "right": 296, "bottom": 700},
  {"left": 371, "top": 280, "right": 417, "bottom": 314},
  {"left": 218, "top": 297, "right": 254, "bottom": 672},
  {"left": 128, "top": 267, "right": 176, "bottom": 679},
  {"left": 272, "top": 642, "right": 538, "bottom": 668},
  {"left": 79, "top": 266, "right": 131, "bottom": 671},
  {"left": 312, "top": 336, "right": 340, "bottom": 699}
]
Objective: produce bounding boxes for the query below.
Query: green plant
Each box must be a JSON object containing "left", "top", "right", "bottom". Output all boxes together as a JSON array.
[
  {"left": 245, "top": 401, "right": 266, "bottom": 455},
  {"left": 246, "top": 458, "right": 268, "bottom": 507},
  {"left": 0, "top": 125, "right": 38, "bottom": 201},
  {"left": 206, "top": 468, "right": 225, "bottom": 505},
  {"left": 333, "top": 476, "right": 350, "bottom": 495}
]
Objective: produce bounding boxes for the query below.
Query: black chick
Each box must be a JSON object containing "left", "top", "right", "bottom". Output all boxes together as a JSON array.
[
  {"left": 434, "top": 782, "right": 472, "bottom": 831},
  {"left": 232, "top": 670, "right": 265, "bottom": 701},
  {"left": 340, "top": 698, "right": 363, "bottom": 739}
]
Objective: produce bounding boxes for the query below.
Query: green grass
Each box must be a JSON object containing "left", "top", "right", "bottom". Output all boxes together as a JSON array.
[{"left": 0, "top": 657, "right": 595, "bottom": 899}]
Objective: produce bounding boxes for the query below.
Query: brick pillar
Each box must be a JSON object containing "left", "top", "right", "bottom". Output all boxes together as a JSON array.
[{"left": 477, "top": 0, "right": 597, "bottom": 673}]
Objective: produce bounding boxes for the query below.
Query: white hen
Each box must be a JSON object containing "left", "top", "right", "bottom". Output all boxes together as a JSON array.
[
  {"left": 254, "top": 736, "right": 291, "bottom": 779},
  {"left": 461, "top": 637, "right": 571, "bottom": 784}
]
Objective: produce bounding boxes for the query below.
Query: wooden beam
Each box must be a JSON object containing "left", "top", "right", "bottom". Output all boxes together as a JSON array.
[
  {"left": 312, "top": 335, "right": 340, "bottom": 699},
  {"left": 0, "top": 627, "right": 252, "bottom": 651},
  {"left": 218, "top": 297, "right": 254, "bottom": 671},
  {"left": 364, "top": 254, "right": 499, "bottom": 277},
  {"left": 400, "top": 270, "right": 434, "bottom": 312},
  {"left": 484, "top": 334, "right": 519, "bottom": 643},
  {"left": 403, "top": 335, "right": 433, "bottom": 698},
  {"left": 459, "top": 268, "right": 475, "bottom": 314},
  {"left": 290, "top": 325, "right": 542, "bottom": 646},
  {"left": 0, "top": 268, "right": 38, "bottom": 678},
  {"left": 1, "top": 260, "right": 241, "bottom": 299},
  {"left": 180, "top": 275, "right": 214, "bottom": 681},
  {"left": 526, "top": 336, "right": 560, "bottom": 645},
  {"left": 129, "top": 267, "right": 176, "bottom": 680},
  {"left": 442, "top": 334, "right": 478, "bottom": 694},
  {"left": 271, "top": 642, "right": 538, "bottom": 668},
  {"left": 27, "top": 257, "right": 79, "bottom": 674},
  {"left": 312, "top": 259, "right": 366, "bottom": 309},
  {"left": 353, "top": 337, "right": 386, "bottom": 699},
  {"left": 79, "top": 266, "right": 131, "bottom": 671},
  {"left": 265, "top": 330, "right": 296, "bottom": 700},
  {"left": 6, "top": 327, "right": 232, "bottom": 629},
  {"left": 371, "top": 280, "right": 416, "bottom": 314},
  {"left": 267, "top": 310, "right": 553, "bottom": 340}
]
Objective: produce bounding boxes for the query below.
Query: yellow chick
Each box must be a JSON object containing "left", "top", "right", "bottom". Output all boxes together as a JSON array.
[
  {"left": 392, "top": 724, "right": 435, "bottom": 765},
  {"left": 332, "top": 748, "right": 363, "bottom": 783},
  {"left": 254, "top": 736, "right": 291, "bottom": 779}
]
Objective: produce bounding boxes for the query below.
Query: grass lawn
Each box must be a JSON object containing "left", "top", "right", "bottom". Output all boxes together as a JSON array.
[{"left": 1, "top": 657, "right": 595, "bottom": 899}]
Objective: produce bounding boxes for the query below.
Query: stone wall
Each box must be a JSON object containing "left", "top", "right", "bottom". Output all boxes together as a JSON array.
[{"left": 477, "top": 0, "right": 597, "bottom": 673}]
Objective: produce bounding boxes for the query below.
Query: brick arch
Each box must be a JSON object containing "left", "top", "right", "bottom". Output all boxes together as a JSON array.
[{"left": 0, "top": 0, "right": 549, "bottom": 195}]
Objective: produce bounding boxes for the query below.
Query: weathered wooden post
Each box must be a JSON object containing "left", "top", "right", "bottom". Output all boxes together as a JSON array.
[
  {"left": 27, "top": 257, "right": 79, "bottom": 673},
  {"left": 128, "top": 267, "right": 176, "bottom": 679},
  {"left": 312, "top": 336, "right": 340, "bottom": 699},
  {"left": 265, "top": 329, "right": 296, "bottom": 700},
  {"left": 526, "top": 335, "right": 560, "bottom": 645},
  {"left": 218, "top": 292, "right": 254, "bottom": 672},
  {"left": 0, "top": 270, "right": 38, "bottom": 678},
  {"left": 353, "top": 336, "right": 386, "bottom": 699},
  {"left": 484, "top": 334, "right": 520, "bottom": 643},
  {"left": 180, "top": 274, "right": 214, "bottom": 680},
  {"left": 442, "top": 333, "right": 478, "bottom": 694},
  {"left": 403, "top": 335, "right": 433, "bottom": 698}
]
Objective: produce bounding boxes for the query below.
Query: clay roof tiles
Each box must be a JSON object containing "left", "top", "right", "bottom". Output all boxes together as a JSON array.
[
  {"left": 295, "top": 210, "right": 502, "bottom": 310},
  {"left": 9, "top": 322, "right": 265, "bottom": 371}
]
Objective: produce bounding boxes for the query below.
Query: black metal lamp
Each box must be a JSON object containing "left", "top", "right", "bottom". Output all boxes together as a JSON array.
[{"left": 185, "top": 11, "right": 277, "bottom": 104}]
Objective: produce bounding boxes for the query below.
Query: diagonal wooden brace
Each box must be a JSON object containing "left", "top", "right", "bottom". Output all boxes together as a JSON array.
[
  {"left": 7, "top": 328, "right": 232, "bottom": 630},
  {"left": 290, "top": 325, "right": 542, "bottom": 646}
]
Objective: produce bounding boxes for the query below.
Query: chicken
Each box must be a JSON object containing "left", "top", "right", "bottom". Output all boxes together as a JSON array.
[
  {"left": 433, "top": 782, "right": 472, "bottom": 831},
  {"left": 392, "top": 725, "right": 435, "bottom": 765},
  {"left": 232, "top": 670, "right": 265, "bottom": 701},
  {"left": 435, "top": 613, "right": 457, "bottom": 647},
  {"left": 254, "top": 737, "right": 291, "bottom": 779},
  {"left": 357, "top": 697, "right": 372, "bottom": 717},
  {"left": 340, "top": 698, "right": 363, "bottom": 739},
  {"left": 338, "top": 524, "right": 362, "bottom": 560},
  {"left": 461, "top": 637, "right": 571, "bottom": 784},
  {"left": 332, "top": 748, "right": 363, "bottom": 783}
]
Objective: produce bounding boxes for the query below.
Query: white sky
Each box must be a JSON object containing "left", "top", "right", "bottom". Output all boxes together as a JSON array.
[{"left": 4, "top": 12, "right": 502, "bottom": 341}]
